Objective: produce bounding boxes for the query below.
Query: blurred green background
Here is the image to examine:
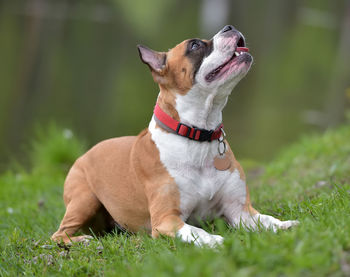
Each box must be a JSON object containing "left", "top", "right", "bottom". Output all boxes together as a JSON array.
[{"left": 0, "top": 0, "right": 349, "bottom": 171}]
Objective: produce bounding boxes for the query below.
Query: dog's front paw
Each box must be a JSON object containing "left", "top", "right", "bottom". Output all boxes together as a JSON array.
[
  {"left": 204, "top": 234, "right": 224, "bottom": 248},
  {"left": 254, "top": 214, "right": 299, "bottom": 232},
  {"left": 278, "top": 219, "right": 300, "bottom": 230},
  {"left": 177, "top": 224, "right": 224, "bottom": 247}
]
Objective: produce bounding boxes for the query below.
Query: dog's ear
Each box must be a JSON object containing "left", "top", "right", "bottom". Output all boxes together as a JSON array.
[{"left": 137, "top": 45, "right": 167, "bottom": 75}]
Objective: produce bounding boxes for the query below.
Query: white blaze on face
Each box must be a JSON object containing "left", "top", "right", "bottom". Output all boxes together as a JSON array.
[{"left": 195, "top": 31, "right": 252, "bottom": 92}]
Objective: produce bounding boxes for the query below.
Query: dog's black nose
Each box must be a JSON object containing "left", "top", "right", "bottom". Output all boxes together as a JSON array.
[{"left": 221, "top": 25, "right": 235, "bottom": 33}]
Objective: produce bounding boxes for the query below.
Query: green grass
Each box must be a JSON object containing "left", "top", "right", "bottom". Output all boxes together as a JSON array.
[{"left": 1, "top": 124, "right": 350, "bottom": 276}]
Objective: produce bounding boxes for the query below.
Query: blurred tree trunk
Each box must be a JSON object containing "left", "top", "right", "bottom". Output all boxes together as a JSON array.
[
  {"left": 199, "top": 0, "right": 229, "bottom": 36},
  {"left": 325, "top": 0, "right": 350, "bottom": 127},
  {"left": 9, "top": 0, "right": 44, "bottom": 144}
]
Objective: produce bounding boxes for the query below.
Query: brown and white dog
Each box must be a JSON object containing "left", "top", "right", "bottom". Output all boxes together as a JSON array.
[{"left": 52, "top": 25, "right": 298, "bottom": 247}]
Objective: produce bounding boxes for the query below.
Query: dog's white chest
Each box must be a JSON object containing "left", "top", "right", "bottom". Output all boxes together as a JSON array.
[
  {"left": 177, "top": 165, "right": 232, "bottom": 222},
  {"left": 149, "top": 118, "right": 246, "bottom": 223}
]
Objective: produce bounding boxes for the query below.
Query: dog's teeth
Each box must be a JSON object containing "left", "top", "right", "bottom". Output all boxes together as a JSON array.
[{"left": 235, "top": 51, "right": 239, "bottom": 56}]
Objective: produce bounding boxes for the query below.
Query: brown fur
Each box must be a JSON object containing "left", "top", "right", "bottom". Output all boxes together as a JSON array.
[
  {"left": 51, "top": 131, "right": 184, "bottom": 243},
  {"left": 155, "top": 41, "right": 195, "bottom": 121},
  {"left": 165, "top": 41, "right": 194, "bottom": 93}
]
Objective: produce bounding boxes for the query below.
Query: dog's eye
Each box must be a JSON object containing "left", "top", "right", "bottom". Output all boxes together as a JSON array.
[{"left": 190, "top": 41, "right": 200, "bottom": 51}]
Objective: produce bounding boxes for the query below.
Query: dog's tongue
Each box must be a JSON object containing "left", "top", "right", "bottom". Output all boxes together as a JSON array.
[{"left": 236, "top": 47, "right": 249, "bottom": 52}]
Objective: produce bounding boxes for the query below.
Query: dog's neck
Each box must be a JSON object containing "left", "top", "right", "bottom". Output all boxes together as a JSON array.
[
  {"left": 176, "top": 87, "right": 228, "bottom": 130},
  {"left": 156, "top": 86, "right": 230, "bottom": 130}
]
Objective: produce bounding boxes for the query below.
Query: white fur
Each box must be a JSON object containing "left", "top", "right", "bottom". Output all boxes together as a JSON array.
[
  {"left": 148, "top": 29, "right": 298, "bottom": 247},
  {"left": 176, "top": 223, "right": 224, "bottom": 247},
  {"left": 195, "top": 31, "right": 251, "bottom": 91}
]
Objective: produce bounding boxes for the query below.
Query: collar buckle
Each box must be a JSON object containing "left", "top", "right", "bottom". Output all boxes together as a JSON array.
[{"left": 176, "top": 123, "right": 192, "bottom": 138}]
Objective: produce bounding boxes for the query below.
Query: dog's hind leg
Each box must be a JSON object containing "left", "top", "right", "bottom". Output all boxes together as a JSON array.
[{"left": 51, "top": 166, "right": 106, "bottom": 244}]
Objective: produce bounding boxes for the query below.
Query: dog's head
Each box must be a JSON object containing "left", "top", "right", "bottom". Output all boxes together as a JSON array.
[{"left": 138, "top": 25, "right": 252, "bottom": 96}]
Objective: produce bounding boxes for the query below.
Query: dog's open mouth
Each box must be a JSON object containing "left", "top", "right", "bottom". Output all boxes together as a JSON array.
[{"left": 205, "top": 37, "right": 250, "bottom": 82}]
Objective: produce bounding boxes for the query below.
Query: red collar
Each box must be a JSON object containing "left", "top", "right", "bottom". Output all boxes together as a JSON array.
[{"left": 153, "top": 103, "right": 224, "bottom": 142}]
